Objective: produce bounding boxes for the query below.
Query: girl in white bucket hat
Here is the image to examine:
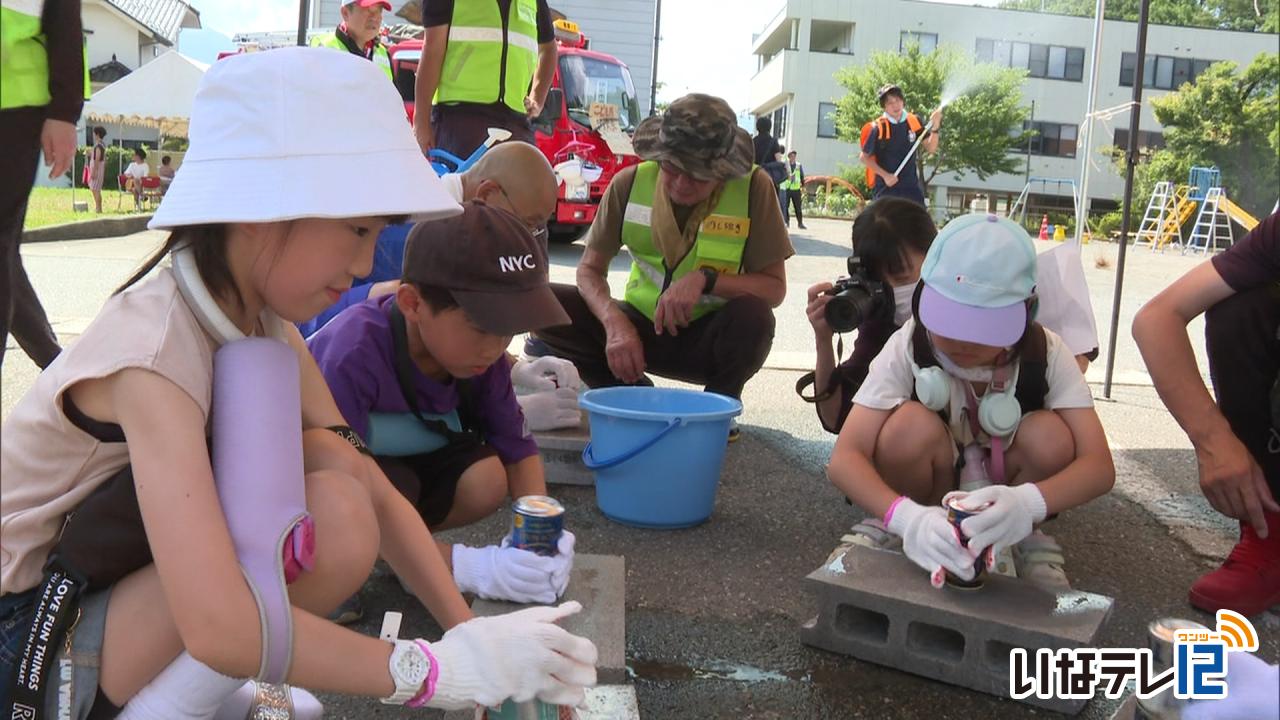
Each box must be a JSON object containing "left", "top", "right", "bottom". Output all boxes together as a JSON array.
[{"left": 0, "top": 48, "right": 595, "bottom": 720}]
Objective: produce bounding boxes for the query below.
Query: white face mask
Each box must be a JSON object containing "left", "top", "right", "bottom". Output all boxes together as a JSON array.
[{"left": 892, "top": 283, "right": 916, "bottom": 326}]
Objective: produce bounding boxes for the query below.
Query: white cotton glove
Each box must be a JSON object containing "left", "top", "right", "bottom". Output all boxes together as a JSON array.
[
  {"left": 517, "top": 387, "right": 581, "bottom": 432},
  {"left": 1182, "top": 653, "right": 1279, "bottom": 720},
  {"left": 425, "top": 601, "right": 599, "bottom": 710},
  {"left": 885, "top": 497, "right": 977, "bottom": 588},
  {"left": 512, "top": 356, "right": 582, "bottom": 392},
  {"left": 453, "top": 542, "right": 561, "bottom": 604},
  {"left": 499, "top": 529, "right": 576, "bottom": 599},
  {"left": 949, "top": 484, "right": 1048, "bottom": 565}
]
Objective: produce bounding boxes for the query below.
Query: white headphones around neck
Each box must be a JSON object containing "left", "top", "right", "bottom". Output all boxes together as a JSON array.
[
  {"left": 911, "top": 354, "right": 1024, "bottom": 438},
  {"left": 172, "top": 244, "right": 246, "bottom": 346}
]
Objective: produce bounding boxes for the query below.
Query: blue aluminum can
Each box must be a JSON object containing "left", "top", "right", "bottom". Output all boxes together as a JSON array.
[{"left": 511, "top": 495, "right": 565, "bottom": 557}]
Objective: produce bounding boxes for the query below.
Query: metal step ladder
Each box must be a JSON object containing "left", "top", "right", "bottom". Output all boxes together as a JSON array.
[
  {"left": 1185, "top": 187, "right": 1234, "bottom": 255},
  {"left": 1135, "top": 181, "right": 1177, "bottom": 250}
]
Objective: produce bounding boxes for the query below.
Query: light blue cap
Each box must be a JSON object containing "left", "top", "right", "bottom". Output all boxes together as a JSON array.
[{"left": 918, "top": 213, "right": 1037, "bottom": 346}]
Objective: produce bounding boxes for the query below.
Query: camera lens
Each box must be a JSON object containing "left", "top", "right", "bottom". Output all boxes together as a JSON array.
[{"left": 824, "top": 284, "right": 879, "bottom": 333}]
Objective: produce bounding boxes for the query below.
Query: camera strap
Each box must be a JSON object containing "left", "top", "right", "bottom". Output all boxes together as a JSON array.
[{"left": 795, "top": 335, "right": 848, "bottom": 404}]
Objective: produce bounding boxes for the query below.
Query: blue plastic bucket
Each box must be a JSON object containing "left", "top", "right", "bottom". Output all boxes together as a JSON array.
[{"left": 579, "top": 387, "right": 742, "bottom": 528}]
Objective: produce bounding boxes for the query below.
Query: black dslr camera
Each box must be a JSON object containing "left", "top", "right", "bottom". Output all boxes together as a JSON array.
[{"left": 823, "top": 255, "right": 890, "bottom": 333}]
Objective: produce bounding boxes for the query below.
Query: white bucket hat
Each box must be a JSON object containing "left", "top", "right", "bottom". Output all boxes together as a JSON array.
[{"left": 149, "top": 47, "right": 460, "bottom": 230}]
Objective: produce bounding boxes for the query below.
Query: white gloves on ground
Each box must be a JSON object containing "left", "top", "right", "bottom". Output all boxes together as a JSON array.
[
  {"left": 512, "top": 356, "right": 582, "bottom": 392},
  {"left": 452, "top": 531, "right": 576, "bottom": 604},
  {"left": 885, "top": 497, "right": 976, "bottom": 587},
  {"left": 948, "top": 483, "right": 1047, "bottom": 563},
  {"left": 1182, "top": 652, "right": 1279, "bottom": 720},
  {"left": 517, "top": 387, "right": 581, "bottom": 432},
  {"left": 427, "top": 601, "right": 599, "bottom": 710}
]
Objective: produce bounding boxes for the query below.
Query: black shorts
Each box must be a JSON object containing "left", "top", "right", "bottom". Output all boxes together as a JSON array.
[{"left": 376, "top": 438, "right": 498, "bottom": 527}]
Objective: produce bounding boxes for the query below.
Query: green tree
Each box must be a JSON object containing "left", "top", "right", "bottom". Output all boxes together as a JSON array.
[
  {"left": 1143, "top": 52, "right": 1279, "bottom": 216},
  {"left": 833, "top": 44, "right": 1030, "bottom": 200},
  {"left": 997, "top": 0, "right": 1277, "bottom": 32}
]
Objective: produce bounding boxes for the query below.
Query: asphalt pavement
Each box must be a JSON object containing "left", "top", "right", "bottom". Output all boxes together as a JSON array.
[{"left": 4, "top": 219, "right": 1275, "bottom": 719}]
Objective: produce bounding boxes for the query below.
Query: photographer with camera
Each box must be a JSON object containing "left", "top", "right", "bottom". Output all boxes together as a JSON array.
[{"left": 802, "top": 198, "right": 936, "bottom": 433}]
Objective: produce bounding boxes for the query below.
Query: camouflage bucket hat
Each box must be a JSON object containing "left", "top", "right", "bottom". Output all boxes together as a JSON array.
[{"left": 631, "top": 93, "right": 753, "bottom": 181}]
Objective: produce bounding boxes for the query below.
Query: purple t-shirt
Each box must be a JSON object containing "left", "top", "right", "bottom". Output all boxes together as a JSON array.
[{"left": 307, "top": 295, "right": 538, "bottom": 465}]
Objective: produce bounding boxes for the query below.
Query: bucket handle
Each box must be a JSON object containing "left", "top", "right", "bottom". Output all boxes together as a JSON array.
[{"left": 581, "top": 417, "right": 684, "bottom": 470}]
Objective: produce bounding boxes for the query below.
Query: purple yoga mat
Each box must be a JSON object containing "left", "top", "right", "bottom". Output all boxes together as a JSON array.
[{"left": 211, "top": 337, "right": 307, "bottom": 683}]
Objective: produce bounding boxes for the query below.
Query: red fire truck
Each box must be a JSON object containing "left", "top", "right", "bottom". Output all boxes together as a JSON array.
[{"left": 388, "top": 18, "right": 642, "bottom": 240}]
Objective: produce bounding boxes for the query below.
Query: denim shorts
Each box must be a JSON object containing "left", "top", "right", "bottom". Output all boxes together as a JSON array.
[{"left": 1, "top": 585, "right": 113, "bottom": 719}]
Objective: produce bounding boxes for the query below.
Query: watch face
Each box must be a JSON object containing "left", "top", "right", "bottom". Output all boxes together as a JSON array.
[{"left": 396, "top": 646, "right": 430, "bottom": 685}]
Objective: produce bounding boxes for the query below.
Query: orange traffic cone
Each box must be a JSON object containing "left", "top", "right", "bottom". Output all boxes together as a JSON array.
[{"left": 1038, "top": 215, "right": 1049, "bottom": 240}]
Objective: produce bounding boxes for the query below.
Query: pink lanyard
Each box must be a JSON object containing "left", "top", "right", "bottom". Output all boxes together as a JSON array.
[{"left": 962, "top": 365, "right": 1011, "bottom": 486}]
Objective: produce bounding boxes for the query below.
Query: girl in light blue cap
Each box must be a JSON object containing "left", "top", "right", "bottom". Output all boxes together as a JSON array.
[{"left": 826, "top": 213, "right": 1115, "bottom": 590}]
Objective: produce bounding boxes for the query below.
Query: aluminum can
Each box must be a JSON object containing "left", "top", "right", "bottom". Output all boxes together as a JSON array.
[
  {"left": 944, "top": 495, "right": 992, "bottom": 588},
  {"left": 1135, "top": 618, "right": 1209, "bottom": 719},
  {"left": 511, "top": 495, "right": 565, "bottom": 557}
]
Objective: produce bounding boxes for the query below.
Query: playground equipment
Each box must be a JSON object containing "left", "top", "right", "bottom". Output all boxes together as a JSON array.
[
  {"left": 1010, "top": 177, "right": 1091, "bottom": 241},
  {"left": 1135, "top": 166, "right": 1261, "bottom": 254}
]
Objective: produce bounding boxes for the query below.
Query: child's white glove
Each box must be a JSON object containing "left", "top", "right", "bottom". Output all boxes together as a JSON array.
[
  {"left": 885, "top": 497, "right": 976, "bottom": 588},
  {"left": 1182, "top": 652, "right": 1279, "bottom": 720},
  {"left": 512, "top": 356, "right": 582, "bottom": 392},
  {"left": 426, "top": 601, "right": 599, "bottom": 710},
  {"left": 950, "top": 484, "right": 1047, "bottom": 564},
  {"left": 500, "top": 529, "right": 576, "bottom": 599},
  {"left": 517, "top": 388, "right": 581, "bottom": 432},
  {"left": 453, "top": 538, "right": 566, "bottom": 605}
]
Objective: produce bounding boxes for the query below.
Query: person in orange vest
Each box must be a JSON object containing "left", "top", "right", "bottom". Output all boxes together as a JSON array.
[{"left": 859, "top": 84, "right": 941, "bottom": 207}]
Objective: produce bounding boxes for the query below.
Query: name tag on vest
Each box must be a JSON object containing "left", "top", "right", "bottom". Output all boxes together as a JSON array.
[{"left": 700, "top": 214, "right": 749, "bottom": 238}]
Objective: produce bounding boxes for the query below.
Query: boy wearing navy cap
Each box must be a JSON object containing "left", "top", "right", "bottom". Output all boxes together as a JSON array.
[{"left": 309, "top": 201, "right": 575, "bottom": 606}]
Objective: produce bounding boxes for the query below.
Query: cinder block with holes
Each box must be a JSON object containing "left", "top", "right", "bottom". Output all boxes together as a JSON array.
[
  {"left": 800, "top": 545, "right": 1114, "bottom": 715},
  {"left": 534, "top": 411, "right": 593, "bottom": 486}
]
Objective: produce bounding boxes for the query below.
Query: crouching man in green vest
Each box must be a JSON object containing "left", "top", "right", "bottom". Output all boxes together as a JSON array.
[{"left": 530, "top": 94, "right": 794, "bottom": 442}]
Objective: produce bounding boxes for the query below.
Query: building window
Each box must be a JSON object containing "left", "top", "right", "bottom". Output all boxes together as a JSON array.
[
  {"left": 1024, "top": 121, "right": 1078, "bottom": 157},
  {"left": 900, "top": 31, "right": 937, "bottom": 54},
  {"left": 1120, "top": 52, "right": 1218, "bottom": 89},
  {"left": 977, "top": 38, "right": 1085, "bottom": 82},
  {"left": 810, "top": 20, "right": 854, "bottom": 54},
  {"left": 1113, "top": 128, "right": 1166, "bottom": 152},
  {"left": 817, "top": 102, "right": 838, "bottom": 138},
  {"left": 770, "top": 104, "right": 788, "bottom": 143}
]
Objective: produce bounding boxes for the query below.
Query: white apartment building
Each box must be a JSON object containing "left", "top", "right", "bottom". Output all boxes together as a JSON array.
[{"left": 749, "top": 0, "right": 1278, "bottom": 214}]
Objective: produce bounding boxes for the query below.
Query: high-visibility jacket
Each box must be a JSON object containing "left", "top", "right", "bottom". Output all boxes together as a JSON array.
[
  {"left": 859, "top": 112, "right": 922, "bottom": 186},
  {"left": 435, "top": 0, "right": 538, "bottom": 114},
  {"left": 781, "top": 164, "right": 803, "bottom": 191},
  {"left": 621, "top": 162, "right": 753, "bottom": 322},
  {"left": 2, "top": 0, "right": 88, "bottom": 109},
  {"left": 311, "top": 30, "right": 392, "bottom": 81}
]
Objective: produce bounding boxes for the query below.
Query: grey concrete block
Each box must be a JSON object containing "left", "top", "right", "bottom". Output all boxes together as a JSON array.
[
  {"left": 533, "top": 411, "right": 590, "bottom": 452},
  {"left": 442, "top": 685, "right": 639, "bottom": 720},
  {"left": 470, "top": 554, "right": 627, "bottom": 685},
  {"left": 800, "top": 545, "right": 1114, "bottom": 715},
  {"left": 536, "top": 412, "right": 593, "bottom": 486}
]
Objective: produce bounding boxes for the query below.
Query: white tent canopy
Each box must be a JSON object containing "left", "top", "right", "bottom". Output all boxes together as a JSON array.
[{"left": 84, "top": 50, "right": 208, "bottom": 137}]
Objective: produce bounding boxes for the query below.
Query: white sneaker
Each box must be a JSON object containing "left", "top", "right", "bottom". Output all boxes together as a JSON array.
[
  {"left": 825, "top": 517, "right": 903, "bottom": 568},
  {"left": 1013, "top": 530, "right": 1070, "bottom": 589}
]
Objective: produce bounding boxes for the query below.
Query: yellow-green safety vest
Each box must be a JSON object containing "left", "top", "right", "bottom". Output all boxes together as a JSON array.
[
  {"left": 435, "top": 0, "right": 538, "bottom": 114},
  {"left": 621, "top": 161, "right": 753, "bottom": 322},
  {"left": 2, "top": 0, "right": 89, "bottom": 109},
  {"left": 311, "top": 31, "right": 393, "bottom": 81},
  {"left": 781, "top": 164, "right": 802, "bottom": 191}
]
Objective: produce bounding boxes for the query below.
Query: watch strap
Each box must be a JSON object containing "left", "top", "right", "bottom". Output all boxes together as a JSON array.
[
  {"left": 381, "top": 639, "right": 431, "bottom": 705},
  {"left": 405, "top": 640, "right": 440, "bottom": 708},
  {"left": 700, "top": 267, "right": 718, "bottom": 294}
]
